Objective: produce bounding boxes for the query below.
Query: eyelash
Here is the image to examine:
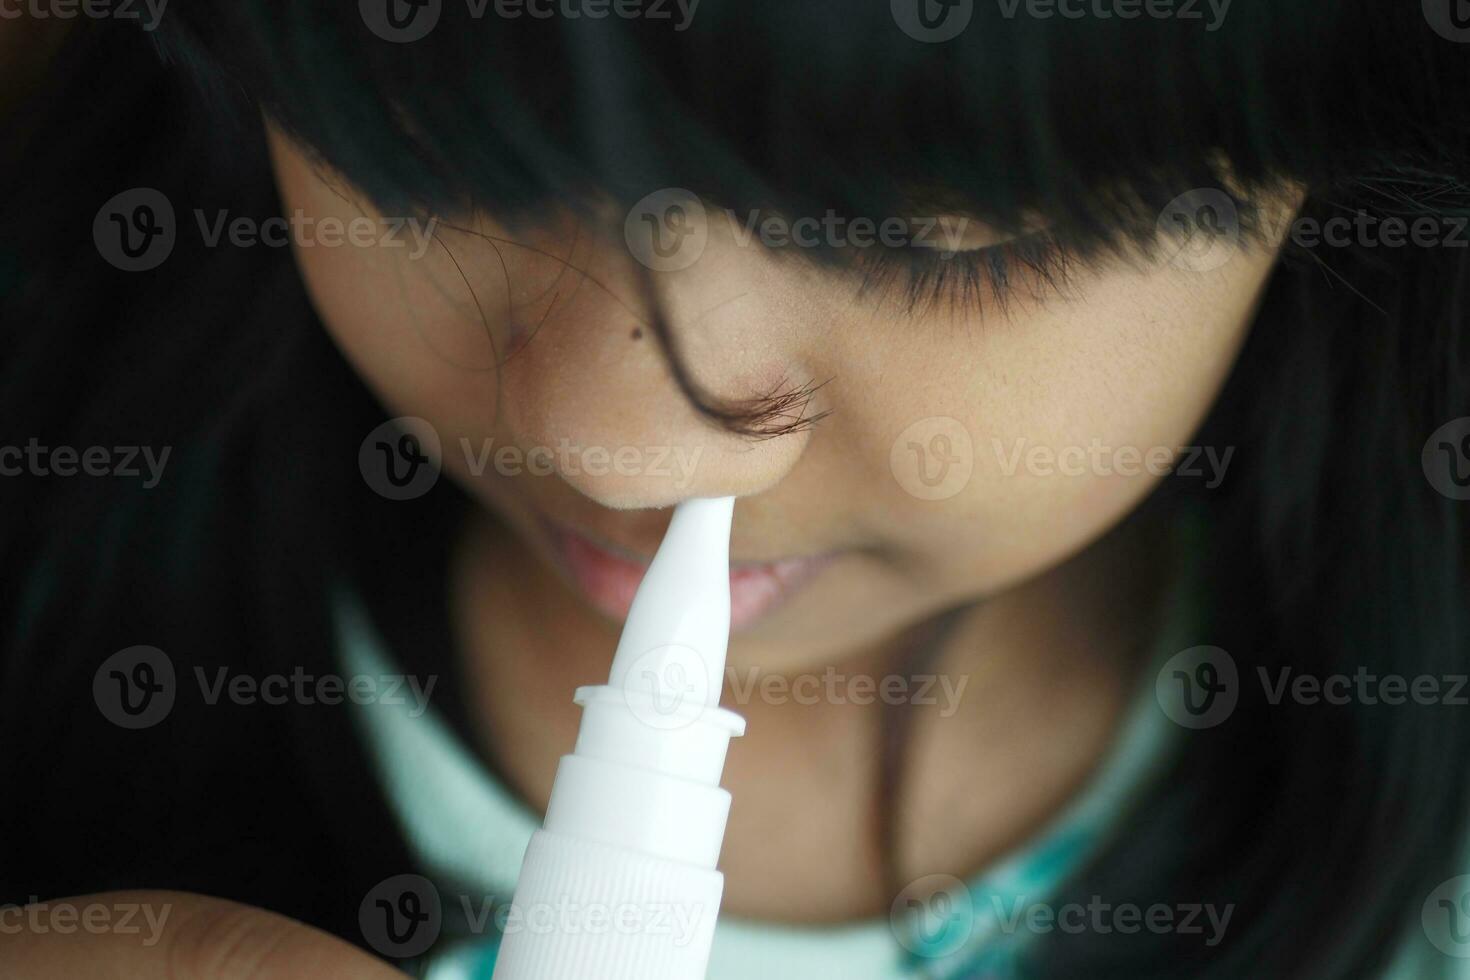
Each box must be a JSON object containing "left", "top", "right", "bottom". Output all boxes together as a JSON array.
[{"left": 854, "top": 231, "right": 1074, "bottom": 318}]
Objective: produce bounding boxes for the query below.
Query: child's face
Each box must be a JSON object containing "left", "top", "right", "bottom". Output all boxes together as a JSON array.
[{"left": 269, "top": 129, "right": 1288, "bottom": 664}]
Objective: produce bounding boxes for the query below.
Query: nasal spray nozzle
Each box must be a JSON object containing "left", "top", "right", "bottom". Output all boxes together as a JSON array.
[{"left": 492, "top": 496, "right": 744, "bottom": 980}]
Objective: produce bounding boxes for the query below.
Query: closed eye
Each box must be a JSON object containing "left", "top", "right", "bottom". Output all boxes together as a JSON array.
[{"left": 852, "top": 228, "right": 1075, "bottom": 320}]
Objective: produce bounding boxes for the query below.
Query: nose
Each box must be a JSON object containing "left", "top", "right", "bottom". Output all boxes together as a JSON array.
[{"left": 492, "top": 231, "right": 824, "bottom": 510}]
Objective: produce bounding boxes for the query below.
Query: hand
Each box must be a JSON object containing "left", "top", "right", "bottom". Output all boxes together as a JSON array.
[{"left": 0, "top": 891, "right": 407, "bottom": 979}]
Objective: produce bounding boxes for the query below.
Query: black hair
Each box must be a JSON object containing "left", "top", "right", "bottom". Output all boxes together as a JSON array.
[{"left": 0, "top": 3, "right": 1467, "bottom": 978}]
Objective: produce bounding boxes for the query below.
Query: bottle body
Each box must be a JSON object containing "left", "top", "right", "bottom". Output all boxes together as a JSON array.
[
  {"left": 490, "top": 829, "right": 726, "bottom": 980},
  {"left": 491, "top": 690, "right": 745, "bottom": 980},
  {"left": 491, "top": 498, "right": 741, "bottom": 980}
]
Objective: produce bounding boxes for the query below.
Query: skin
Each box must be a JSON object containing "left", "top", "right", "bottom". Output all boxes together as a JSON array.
[{"left": 0, "top": 14, "right": 1294, "bottom": 968}]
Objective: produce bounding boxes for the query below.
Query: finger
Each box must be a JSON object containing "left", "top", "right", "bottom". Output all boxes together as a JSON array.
[{"left": 0, "top": 890, "right": 408, "bottom": 980}]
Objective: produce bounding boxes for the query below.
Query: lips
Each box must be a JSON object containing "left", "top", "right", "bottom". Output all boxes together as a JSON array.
[{"left": 545, "top": 519, "right": 829, "bottom": 630}]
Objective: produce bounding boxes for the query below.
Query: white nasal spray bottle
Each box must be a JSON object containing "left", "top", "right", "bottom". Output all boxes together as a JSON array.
[{"left": 492, "top": 496, "right": 744, "bottom": 980}]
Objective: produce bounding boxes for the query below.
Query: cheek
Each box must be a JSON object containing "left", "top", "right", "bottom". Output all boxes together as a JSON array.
[
  {"left": 267, "top": 131, "right": 506, "bottom": 429},
  {"left": 877, "top": 255, "right": 1267, "bottom": 586}
]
